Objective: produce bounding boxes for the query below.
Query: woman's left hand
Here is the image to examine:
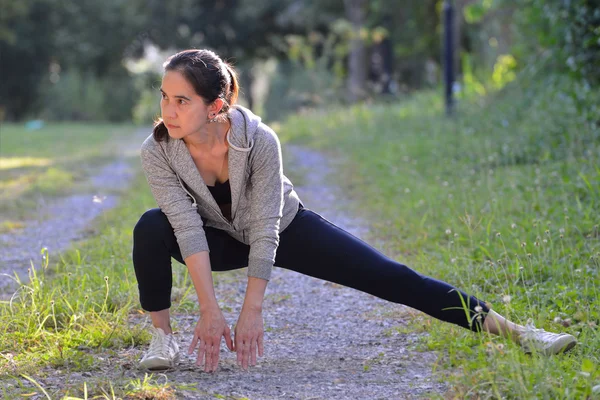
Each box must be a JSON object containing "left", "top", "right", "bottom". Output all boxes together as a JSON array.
[{"left": 234, "top": 306, "right": 264, "bottom": 369}]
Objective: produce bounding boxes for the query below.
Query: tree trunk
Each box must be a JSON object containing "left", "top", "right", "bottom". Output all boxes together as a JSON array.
[
  {"left": 344, "top": 0, "right": 368, "bottom": 102},
  {"left": 454, "top": 0, "right": 467, "bottom": 79}
]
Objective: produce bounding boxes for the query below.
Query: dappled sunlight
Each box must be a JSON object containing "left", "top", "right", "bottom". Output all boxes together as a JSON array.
[
  {"left": 0, "top": 157, "right": 53, "bottom": 170},
  {"left": 0, "top": 167, "right": 74, "bottom": 203},
  {"left": 0, "top": 174, "right": 36, "bottom": 200}
]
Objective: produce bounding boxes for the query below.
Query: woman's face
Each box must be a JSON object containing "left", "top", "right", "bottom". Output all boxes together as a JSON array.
[{"left": 160, "top": 70, "right": 210, "bottom": 140}]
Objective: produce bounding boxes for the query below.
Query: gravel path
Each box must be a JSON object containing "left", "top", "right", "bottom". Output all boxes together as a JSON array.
[
  {"left": 149, "top": 145, "right": 447, "bottom": 399},
  {"left": 3, "top": 138, "right": 448, "bottom": 398},
  {"left": 0, "top": 129, "right": 148, "bottom": 298}
]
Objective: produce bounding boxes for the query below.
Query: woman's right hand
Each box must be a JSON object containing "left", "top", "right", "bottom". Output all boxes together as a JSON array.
[{"left": 188, "top": 306, "right": 234, "bottom": 372}]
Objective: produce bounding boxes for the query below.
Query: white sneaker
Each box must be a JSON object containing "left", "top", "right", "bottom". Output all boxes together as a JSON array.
[
  {"left": 519, "top": 322, "right": 577, "bottom": 355},
  {"left": 140, "top": 327, "right": 180, "bottom": 370}
]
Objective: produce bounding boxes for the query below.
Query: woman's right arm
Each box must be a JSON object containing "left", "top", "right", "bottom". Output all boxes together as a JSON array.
[
  {"left": 185, "top": 252, "right": 219, "bottom": 311},
  {"left": 185, "top": 251, "right": 234, "bottom": 372},
  {"left": 140, "top": 139, "right": 232, "bottom": 371},
  {"left": 140, "top": 139, "right": 209, "bottom": 260}
]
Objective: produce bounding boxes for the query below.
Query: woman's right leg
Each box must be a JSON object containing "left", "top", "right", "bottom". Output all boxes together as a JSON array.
[
  {"left": 132, "top": 208, "right": 183, "bottom": 331},
  {"left": 132, "top": 208, "right": 250, "bottom": 369},
  {"left": 132, "top": 208, "right": 250, "bottom": 331}
]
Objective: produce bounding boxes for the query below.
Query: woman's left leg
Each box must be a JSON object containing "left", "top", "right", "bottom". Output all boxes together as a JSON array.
[
  {"left": 275, "top": 208, "right": 488, "bottom": 332},
  {"left": 274, "top": 208, "right": 577, "bottom": 354}
]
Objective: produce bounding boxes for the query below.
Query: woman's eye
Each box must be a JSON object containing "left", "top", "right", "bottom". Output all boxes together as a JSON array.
[
  {"left": 161, "top": 93, "right": 167, "bottom": 100},
  {"left": 178, "top": 99, "right": 186, "bottom": 105}
]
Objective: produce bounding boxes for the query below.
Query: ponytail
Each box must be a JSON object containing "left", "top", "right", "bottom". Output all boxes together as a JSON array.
[
  {"left": 153, "top": 118, "right": 169, "bottom": 142},
  {"left": 224, "top": 62, "right": 239, "bottom": 109}
]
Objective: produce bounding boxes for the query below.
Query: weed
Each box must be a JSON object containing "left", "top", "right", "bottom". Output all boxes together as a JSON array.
[{"left": 278, "top": 76, "right": 600, "bottom": 398}]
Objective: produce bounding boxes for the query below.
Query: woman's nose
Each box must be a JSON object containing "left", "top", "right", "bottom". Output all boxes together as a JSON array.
[{"left": 162, "top": 102, "right": 176, "bottom": 119}]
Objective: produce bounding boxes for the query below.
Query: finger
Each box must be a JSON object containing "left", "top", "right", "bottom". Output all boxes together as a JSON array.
[
  {"left": 232, "top": 324, "right": 238, "bottom": 352},
  {"left": 196, "top": 339, "right": 205, "bottom": 367},
  {"left": 189, "top": 334, "right": 199, "bottom": 355},
  {"left": 242, "top": 340, "right": 250, "bottom": 370},
  {"left": 212, "top": 338, "right": 221, "bottom": 372},
  {"left": 204, "top": 342, "right": 212, "bottom": 372},
  {"left": 224, "top": 325, "right": 234, "bottom": 352},
  {"left": 250, "top": 338, "right": 257, "bottom": 366},
  {"left": 235, "top": 333, "right": 241, "bottom": 362},
  {"left": 258, "top": 333, "right": 264, "bottom": 357},
  {"left": 236, "top": 337, "right": 243, "bottom": 367}
]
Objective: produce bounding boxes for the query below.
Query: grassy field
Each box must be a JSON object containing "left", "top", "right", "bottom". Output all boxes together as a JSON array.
[
  {"left": 1, "top": 75, "right": 598, "bottom": 398},
  {"left": 277, "top": 78, "right": 600, "bottom": 398},
  {"left": 0, "top": 123, "right": 138, "bottom": 223},
  {"left": 0, "top": 123, "right": 175, "bottom": 398}
]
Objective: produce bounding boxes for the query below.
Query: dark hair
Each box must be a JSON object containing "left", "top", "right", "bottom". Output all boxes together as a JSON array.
[{"left": 153, "top": 49, "right": 239, "bottom": 142}]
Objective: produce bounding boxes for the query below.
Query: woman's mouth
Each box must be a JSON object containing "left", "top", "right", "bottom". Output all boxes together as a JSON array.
[{"left": 166, "top": 123, "right": 180, "bottom": 129}]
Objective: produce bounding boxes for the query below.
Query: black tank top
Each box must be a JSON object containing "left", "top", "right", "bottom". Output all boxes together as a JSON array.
[{"left": 207, "top": 180, "right": 232, "bottom": 221}]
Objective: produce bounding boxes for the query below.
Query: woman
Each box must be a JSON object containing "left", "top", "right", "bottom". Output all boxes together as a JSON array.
[{"left": 133, "top": 49, "right": 576, "bottom": 372}]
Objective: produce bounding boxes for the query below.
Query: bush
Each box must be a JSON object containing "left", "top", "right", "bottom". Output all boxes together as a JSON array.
[
  {"left": 39, "top": 69, "right": 138, "bottom": 122},
  {"left": 509, "top": 0, "right": 600, "bottom": 85}
]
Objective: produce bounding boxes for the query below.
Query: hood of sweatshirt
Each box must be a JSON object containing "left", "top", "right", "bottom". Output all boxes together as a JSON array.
[
  {"left": 140, "top": 103, "right": 301, "bottom": 280},
  {"left": 156, "top": 104, "right": 268, "bottom": 227},
  {"left": 226, "top": 105, "right": 261, "bottom": 153}
]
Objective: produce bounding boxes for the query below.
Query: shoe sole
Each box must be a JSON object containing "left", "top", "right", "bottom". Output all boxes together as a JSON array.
[
  {"left": 140, "top": 352, "right": 180, "bottom": 371},
  {"left": 524, "top": 337, "right": 577, "bottom": 356},
  {"left": 558, "top": 339, "right": 576, "bottom": 354}
]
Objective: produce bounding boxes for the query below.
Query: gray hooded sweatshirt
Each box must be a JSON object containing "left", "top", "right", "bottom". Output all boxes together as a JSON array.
[{"left": 140, "top": 105, "right": 301, "bottom": 280}]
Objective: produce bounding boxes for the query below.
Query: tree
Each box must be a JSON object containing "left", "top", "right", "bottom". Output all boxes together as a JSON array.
[
  {"left": 0, "top": 0, "right": 56, "bottom": 120},
  {"left": 344, "top": 0, "right": 369, "bottom": 102}
]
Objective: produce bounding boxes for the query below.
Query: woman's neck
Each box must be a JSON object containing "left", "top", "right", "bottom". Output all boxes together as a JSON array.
[{"left": 184, "top": 120, "right": 230, "bottom": 154}]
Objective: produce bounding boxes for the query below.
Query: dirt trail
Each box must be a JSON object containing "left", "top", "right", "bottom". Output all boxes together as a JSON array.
[
  {"left": 158, "top": 145, "right": 447, "bottom": 399},
  {"left": 4, "top": 139, "right": 447, "bottom": 399},
  {"left": 0, "top": 128, "right": 148, "bottom": 299}
]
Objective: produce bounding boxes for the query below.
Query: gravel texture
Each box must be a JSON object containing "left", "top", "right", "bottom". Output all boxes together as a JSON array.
[
  {"left": 2, "top": 139, "right": 448, "bottom": 399},
  {"left": 146, "top": 144, "right": 447, "bottom": 399},
  {"left": 0, "top": 129, "right": 147, "bottom": 298}
]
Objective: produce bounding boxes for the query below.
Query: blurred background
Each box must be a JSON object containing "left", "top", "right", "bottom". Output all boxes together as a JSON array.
[
  {"left": 1, "top": 2, "right": 600, "bottom": 398},
  {"left": 2, "top": 0, "right": 598, "bottom": 124}
]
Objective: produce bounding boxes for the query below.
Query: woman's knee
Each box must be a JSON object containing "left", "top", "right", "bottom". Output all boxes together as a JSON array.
[{"left": 133, "top": 208, "right": 171, "bottom": 241}]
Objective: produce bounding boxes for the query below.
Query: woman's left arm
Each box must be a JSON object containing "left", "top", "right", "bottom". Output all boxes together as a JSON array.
[
  {"left": 235, "top": 125, "right": 285, "bottom": 368},
  {"left": 235, "top": 276, "right": 267, "bottom": 369}
]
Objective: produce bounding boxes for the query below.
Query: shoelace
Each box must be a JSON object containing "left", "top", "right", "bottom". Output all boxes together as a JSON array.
[
  {"left": 148, "top": 329, "right": 171, "bottom": 358},
  {"left": 521, "top": 322, "right": 555, "bottom": 345}
]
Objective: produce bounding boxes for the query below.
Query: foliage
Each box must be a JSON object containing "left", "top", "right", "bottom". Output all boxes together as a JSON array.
[
  {"left": 0, "top": 0, "right": 56, "bottom": 120},
  {"left": 467, "top": 0, "right": 600, "bottom": 85},
  {"left": 2, "top": 0, "right": 598, "bottom": 125},
  {"left": 523, "top": 0, "right": 599, "bottom": 85},
  {"left": 0, "top": 0, "right": 149, "bottom": 121},
  {"left": 278, "top": 73, "right": 600, "bottom": 398}
]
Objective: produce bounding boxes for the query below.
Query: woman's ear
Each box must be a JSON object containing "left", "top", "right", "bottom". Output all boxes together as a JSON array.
[{"left": 209, "top": 98, "right": 225, "bottom": 115}]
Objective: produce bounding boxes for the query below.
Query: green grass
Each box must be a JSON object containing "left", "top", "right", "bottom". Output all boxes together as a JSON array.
[
  {"left": 0, "top": 123, "right": 169, "bottom": 398},
  {"left": 0, "top": 123, "right": 138, "bottom": 221},
  {"left": 0, "top": 168, "right": 188, "bottom": 397},
  {"left": 0, "top": 123, "right": 135, "bottom": 158},
  {"left": 1, "top": 76, "right": 598, "bottom": 397},
  {"left": 0, "top": 168, "right": 213, "bottom": 398},
  {"left": 277, "top": 78, "right": 600, "bottom": 398}
]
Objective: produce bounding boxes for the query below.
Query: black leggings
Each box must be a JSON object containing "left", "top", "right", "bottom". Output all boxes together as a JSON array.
[{"left": 132, "top": 206, "right": 489, "bottom": 332}]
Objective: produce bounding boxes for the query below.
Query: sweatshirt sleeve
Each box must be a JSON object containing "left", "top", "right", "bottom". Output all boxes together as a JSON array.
[
  {"left": 140, "top": 138, "right": 210, "bottom": 260},
  {"left": 245, "top": 126, "right": 285, "bottom": 281}
]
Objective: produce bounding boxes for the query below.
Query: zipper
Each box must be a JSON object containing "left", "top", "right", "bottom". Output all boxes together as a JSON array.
[{"left": 232, "top": 156, "right": 248, "bottom": 223}]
